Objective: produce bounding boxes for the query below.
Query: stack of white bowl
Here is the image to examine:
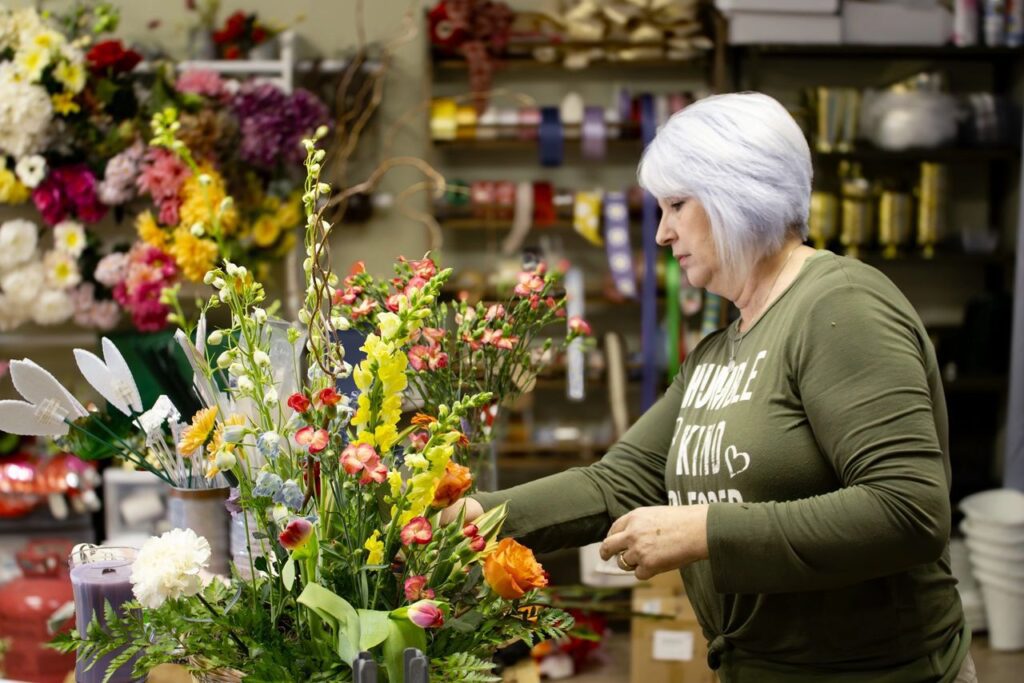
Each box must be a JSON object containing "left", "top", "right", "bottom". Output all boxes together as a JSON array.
[{"left": 959, "top": 488, "right": 1024, "bottom": 651}]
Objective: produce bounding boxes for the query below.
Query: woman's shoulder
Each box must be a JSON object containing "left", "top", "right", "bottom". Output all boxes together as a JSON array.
[{"left": 796, "top": 250, "right": 911, "bottom": 309}]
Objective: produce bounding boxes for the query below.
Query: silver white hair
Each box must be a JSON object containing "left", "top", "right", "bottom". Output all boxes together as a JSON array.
[{"left": 638, "top": 92, "right": 812, "bottom": 276}]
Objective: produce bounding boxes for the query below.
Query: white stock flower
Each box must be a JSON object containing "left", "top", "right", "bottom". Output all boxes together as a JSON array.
[
  {"left": 130, "top": 528, "right": 211, "bottom": 609},
  {"left": 52, "top": 220, "right": 85, "bottom": 256},
  {"left": 0, "top": 76, "right": 52, "bottom": 157},
  {"left": 32, "top": 289, "right": 72, "bottom": 325},
  {"left": 0, "top": 219, "right": 38, "bottom": 271},
  {"left": 14, "top": 154, "right": 46, "bottom": 188},
  {"left": 44, "top": 249, "right": 80, "bottom": 288},
  {"left": 1, "top": 262, "right": 44, "bottom": 305}
]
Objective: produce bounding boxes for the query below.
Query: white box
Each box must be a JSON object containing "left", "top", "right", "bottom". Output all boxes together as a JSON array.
[
  {"left": 578, "top": 542, "right": 639, "bottom": 588},
  {"left": 717, "top": 0, "right": 839, "bottom": 14},
  {"left": 102, "top": 468, "right": 168, "bottom": 544},
  {"left": 728, "top": 12, "right": 843, "bottom": 44},
  {"left": 842, "top": 1, "right": 953, "bottom": 45}
]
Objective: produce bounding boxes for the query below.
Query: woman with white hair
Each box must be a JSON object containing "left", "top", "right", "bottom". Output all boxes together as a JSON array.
[{"left": 444, "top": 92, "right": 972, "bottom": 681}]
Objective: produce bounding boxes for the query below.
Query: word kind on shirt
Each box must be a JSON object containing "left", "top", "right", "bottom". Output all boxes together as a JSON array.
[{"left": 667, "top": 350, "right": 767, "bottom": 507}]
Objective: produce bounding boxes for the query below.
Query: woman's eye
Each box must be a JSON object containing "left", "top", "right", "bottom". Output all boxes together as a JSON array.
[{"left": 671, "top": 201, "right": 685, "bottom": 211}]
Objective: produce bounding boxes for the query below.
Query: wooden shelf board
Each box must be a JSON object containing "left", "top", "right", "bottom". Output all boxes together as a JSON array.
[{"left": 732, "top": 44, "right": 1024, "bottom": 60}]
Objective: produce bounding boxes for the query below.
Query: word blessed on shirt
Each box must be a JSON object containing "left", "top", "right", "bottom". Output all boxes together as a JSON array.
[{"left": 667, "top": 350, "right": 767, "bottom": 507}]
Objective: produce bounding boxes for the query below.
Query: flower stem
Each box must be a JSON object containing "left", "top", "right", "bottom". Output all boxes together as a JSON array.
[{"left": 196, "top": 593, "right": 249, "bottom": 656}]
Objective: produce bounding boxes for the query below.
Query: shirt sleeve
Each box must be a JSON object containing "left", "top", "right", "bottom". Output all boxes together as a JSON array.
[
  {"left": 471, "top": 370, "right": 686, "bottom": 554},
  {"left": 707, "top": 280, "right": 951, "bottom": 594}
]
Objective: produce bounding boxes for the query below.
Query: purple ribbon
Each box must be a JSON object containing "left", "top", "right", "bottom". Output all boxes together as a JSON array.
[
  {"left": 603, "top": 191, "right": 637, "bottom": 299},
  {"left": 538, "top": 106, "right": 563, "bottom": 167},
  {"left": 639, "top": 93, "right": 659, "bottom": 409},
  {"left": 582, "top": 106, "right": 606, "bottom": 161}
]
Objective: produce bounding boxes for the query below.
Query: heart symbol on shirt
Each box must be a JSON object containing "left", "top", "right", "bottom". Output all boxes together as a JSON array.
[{"left": 724, "top": 445, "right": 750, "bottom": 478}]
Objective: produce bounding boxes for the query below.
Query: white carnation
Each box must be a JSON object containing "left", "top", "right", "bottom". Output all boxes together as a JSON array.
[
  {"left": 1, "top": 262, "right": 43, "bottom": 305},
  {"left": 131, "top": 528, "right": 211, "bottom": 609},
  {"left": 44, "top": 249, "right": 80, "bottom": 288},
  {"left": 14, "top": 153, "right": 46, "bottom": 188},
  {"left": 32, "top": 289, "right": 72, "bottom": 325},
  {"left": 0, "top": 75, "right": 52, "bottom": 158},
  {"left": 0, "top": 292, "right": 30, "bottom": 331},
  {"left": 0, "top": 219, "right": 38, "bottom": 272}
]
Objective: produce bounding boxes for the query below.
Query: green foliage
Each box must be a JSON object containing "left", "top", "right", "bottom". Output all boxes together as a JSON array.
[{"left": 429, "top": 652, "right": 501, "bottom": 683}]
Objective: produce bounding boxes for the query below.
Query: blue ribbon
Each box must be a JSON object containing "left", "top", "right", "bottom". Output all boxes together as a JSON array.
[
  {"left": 603, "top": 191, "right": 637, "bottom": 299},
  {"left": 639, "top": 94, "right": 659, "bottom": 409},
  {"left": 538, "top": 106, "right": 563, "bottom": 167}
]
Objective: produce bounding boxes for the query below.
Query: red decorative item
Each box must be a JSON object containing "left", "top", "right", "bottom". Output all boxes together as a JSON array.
[
  {"left": 0, "top": 451, "right": 100, "bottom": 518},
  {"left": 428, "top": 0, "right": 513, "bottom": 111},
  {"left": 0, "top": 539, "right": 77, "bottom": 682}
]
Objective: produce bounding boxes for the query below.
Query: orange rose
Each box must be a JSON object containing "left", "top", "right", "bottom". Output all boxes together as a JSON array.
[
  {"left": 483, "top": 538, "right": 548, "bottom": 600},
  {"left": 431, "top": 460, "right": 473, "bottom": 508}
]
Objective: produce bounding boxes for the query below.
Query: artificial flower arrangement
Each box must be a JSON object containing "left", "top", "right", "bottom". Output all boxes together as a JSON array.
[
  {"left": 333, "top": 258, "right": 592, "bottom": 459},
  {"left": 213, "top": 10, "right": 280, "bottom": 60},
  {"left": 0, "top": 120, "right": 577, "bottom": 681}
]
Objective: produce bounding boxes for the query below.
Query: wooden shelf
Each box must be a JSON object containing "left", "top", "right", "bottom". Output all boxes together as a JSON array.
[
  {"left": 732, "top": 44, "right": 1024, "bottom": 61},
  {"left": 497, "top": 441, "right": 613, "bottom": 456},
  {"left": 813, "top": 146, "right": 1021, "bottom": 163},
  {"left": 433, "top": 136, "right": 642, "bottom": 152}
]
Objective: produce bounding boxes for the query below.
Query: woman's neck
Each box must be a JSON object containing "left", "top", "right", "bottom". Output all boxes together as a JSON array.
[{"left": 731, "top": 240, "right": 810, "bottom": 333}]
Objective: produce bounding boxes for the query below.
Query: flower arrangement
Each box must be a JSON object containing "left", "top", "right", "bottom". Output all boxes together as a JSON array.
[
  {"left": 213, "top": 10, "right": 279, "bottom": 60},
  {"left": 333, "top": 257, "right": 591, "bottom": 450},
  {"left": 21, "top": 124, "right": 576, "bottom": 681}
]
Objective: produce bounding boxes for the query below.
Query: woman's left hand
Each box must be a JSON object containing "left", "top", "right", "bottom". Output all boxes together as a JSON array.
[{"left": 599, "top": 505, "right": 710, "bottom": 580}]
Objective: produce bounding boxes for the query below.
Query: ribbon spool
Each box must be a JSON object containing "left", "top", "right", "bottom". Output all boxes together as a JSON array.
[
  {"left": 878, "top": 190, "right": 913, "bottom": 259},
  {"left": 639, "top": 93, "right": 659, "bottom": 409},
  {"left": 603, "top": 191, "right": 637, "bottom": 299},
  {"left": 664, "top": 248, "right": 682, "bottom": 381},
  {"left": 455, "top": 104, "right": 477, "bottom": 140},
  {"left": 533, "top": 182, "right": 556, "bottom": 226},
  {"left": 573, "top": 191, "right": 604, "bottom": 246},
  {"left": 840, "top": 163, "right": 874, "bottom": 260},
  {"left": 477, "top": 106, "right": 499, "bottom": 140},
  {"left": 470, "top": 181, "right": 496, "bottom": 220},
  {"left": 560, "top": 92, "right": 585, "bottom": 140},
  {"left": 539, "top": 107, "right": 564, "bottom": 167},
  {"left": 582, "top": 106, "right": 607, "bottom": 161},
  {"left": 917, "top": 162, "right": 947, "bottom": 259},
  {"left": 494, "top": 181, "right": 516, "bottom": 221},
  {"left": 565, "top": 267, "right": 585, "bottom": 402},
  {"left": 518, "top": 107, "right": 541, "bottom": 140},
  {"left": 809, "top": 191, "right": 839, "bottom": 250},
  {"left": 497, "top": 108, "right": 519, "bottom": 139},
  {"left": 430, "top": 98, "right": 458, "bottom": 141}
]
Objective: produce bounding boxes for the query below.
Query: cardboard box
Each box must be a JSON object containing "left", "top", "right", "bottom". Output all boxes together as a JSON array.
[
  {"left": 639, "top": 570, "right": 686, "bottom": 596},
  {"left": 727, "top": 12, "right": 842, "bottom": 44},
  {"left": 842, "top": 1, "right": 952, "bottom": 45},
  {"left": 631, "top": 587, "right": 715, "bottom": 683}
]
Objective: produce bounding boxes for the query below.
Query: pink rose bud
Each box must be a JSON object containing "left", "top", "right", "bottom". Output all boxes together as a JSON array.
[
  {"left": 469, "top": 535, "right": 486, "bottom": 552},
  {"left": 400, "top": 516, "right": 433, "bottom": 546},
  {"left": 278, "top": 518, "right": 313, "bottom": 551},
  {"left": 407, "top": 600, "right": 445, "bottom": 629},
  {"left": 462, "top": 523, "right": 479, "bottom": 538}
]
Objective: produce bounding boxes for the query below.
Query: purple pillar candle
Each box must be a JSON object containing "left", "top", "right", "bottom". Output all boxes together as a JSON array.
[{"left": 69, "top": 546, "right": 143, "bottom": 683}]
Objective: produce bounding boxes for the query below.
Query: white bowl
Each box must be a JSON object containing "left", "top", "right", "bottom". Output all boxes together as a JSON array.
[
  {"left": 964, "top": 536, "right": 1024, "bottom": 564},
  {"left": 972, "top": 567, "right": 1024, "bottom": 595},
  {"left": 960, "top": 519, "right": 1024, "bottom": 547},
  {"left": 978, "top": 581, "right": 1024, "bottom": 651},
  {"left": 960, "top": 489, "right": 1024, "bottom": 525},
  {"left": 969, "top": 553, "right": 1024, "bottom": 581}
]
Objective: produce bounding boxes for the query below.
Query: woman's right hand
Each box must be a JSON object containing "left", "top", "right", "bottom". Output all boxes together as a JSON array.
[{"left": 440, "top": 497, "right": 484, "bottom": 526}]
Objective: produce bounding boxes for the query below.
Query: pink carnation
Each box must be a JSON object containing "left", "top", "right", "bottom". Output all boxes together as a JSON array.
[
  {"left": 137, "top": 148, "right": 189, "bottom": 206},
  {"left": 175, "top": 69, "right": 228, "bottom": 99}
]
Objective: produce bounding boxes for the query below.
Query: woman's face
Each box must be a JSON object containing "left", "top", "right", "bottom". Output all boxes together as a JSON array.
[{"left": 655, "top": 197, "right": 721, "bottom": 291}]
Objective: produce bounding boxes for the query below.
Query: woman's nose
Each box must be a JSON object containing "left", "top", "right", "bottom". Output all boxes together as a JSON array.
[{"left": 655, "top": 214, "right": 674, "bottom": 247}]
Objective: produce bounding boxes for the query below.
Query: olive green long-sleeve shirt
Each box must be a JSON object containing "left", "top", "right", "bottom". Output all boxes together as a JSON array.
[{"left": 474, "top": 251, "right": 968, "bottom": 682}]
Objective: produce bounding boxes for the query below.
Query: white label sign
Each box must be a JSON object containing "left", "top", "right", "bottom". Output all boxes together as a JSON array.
[{"left": 652, "top": 629, "right": 695, "bottom": 662}]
